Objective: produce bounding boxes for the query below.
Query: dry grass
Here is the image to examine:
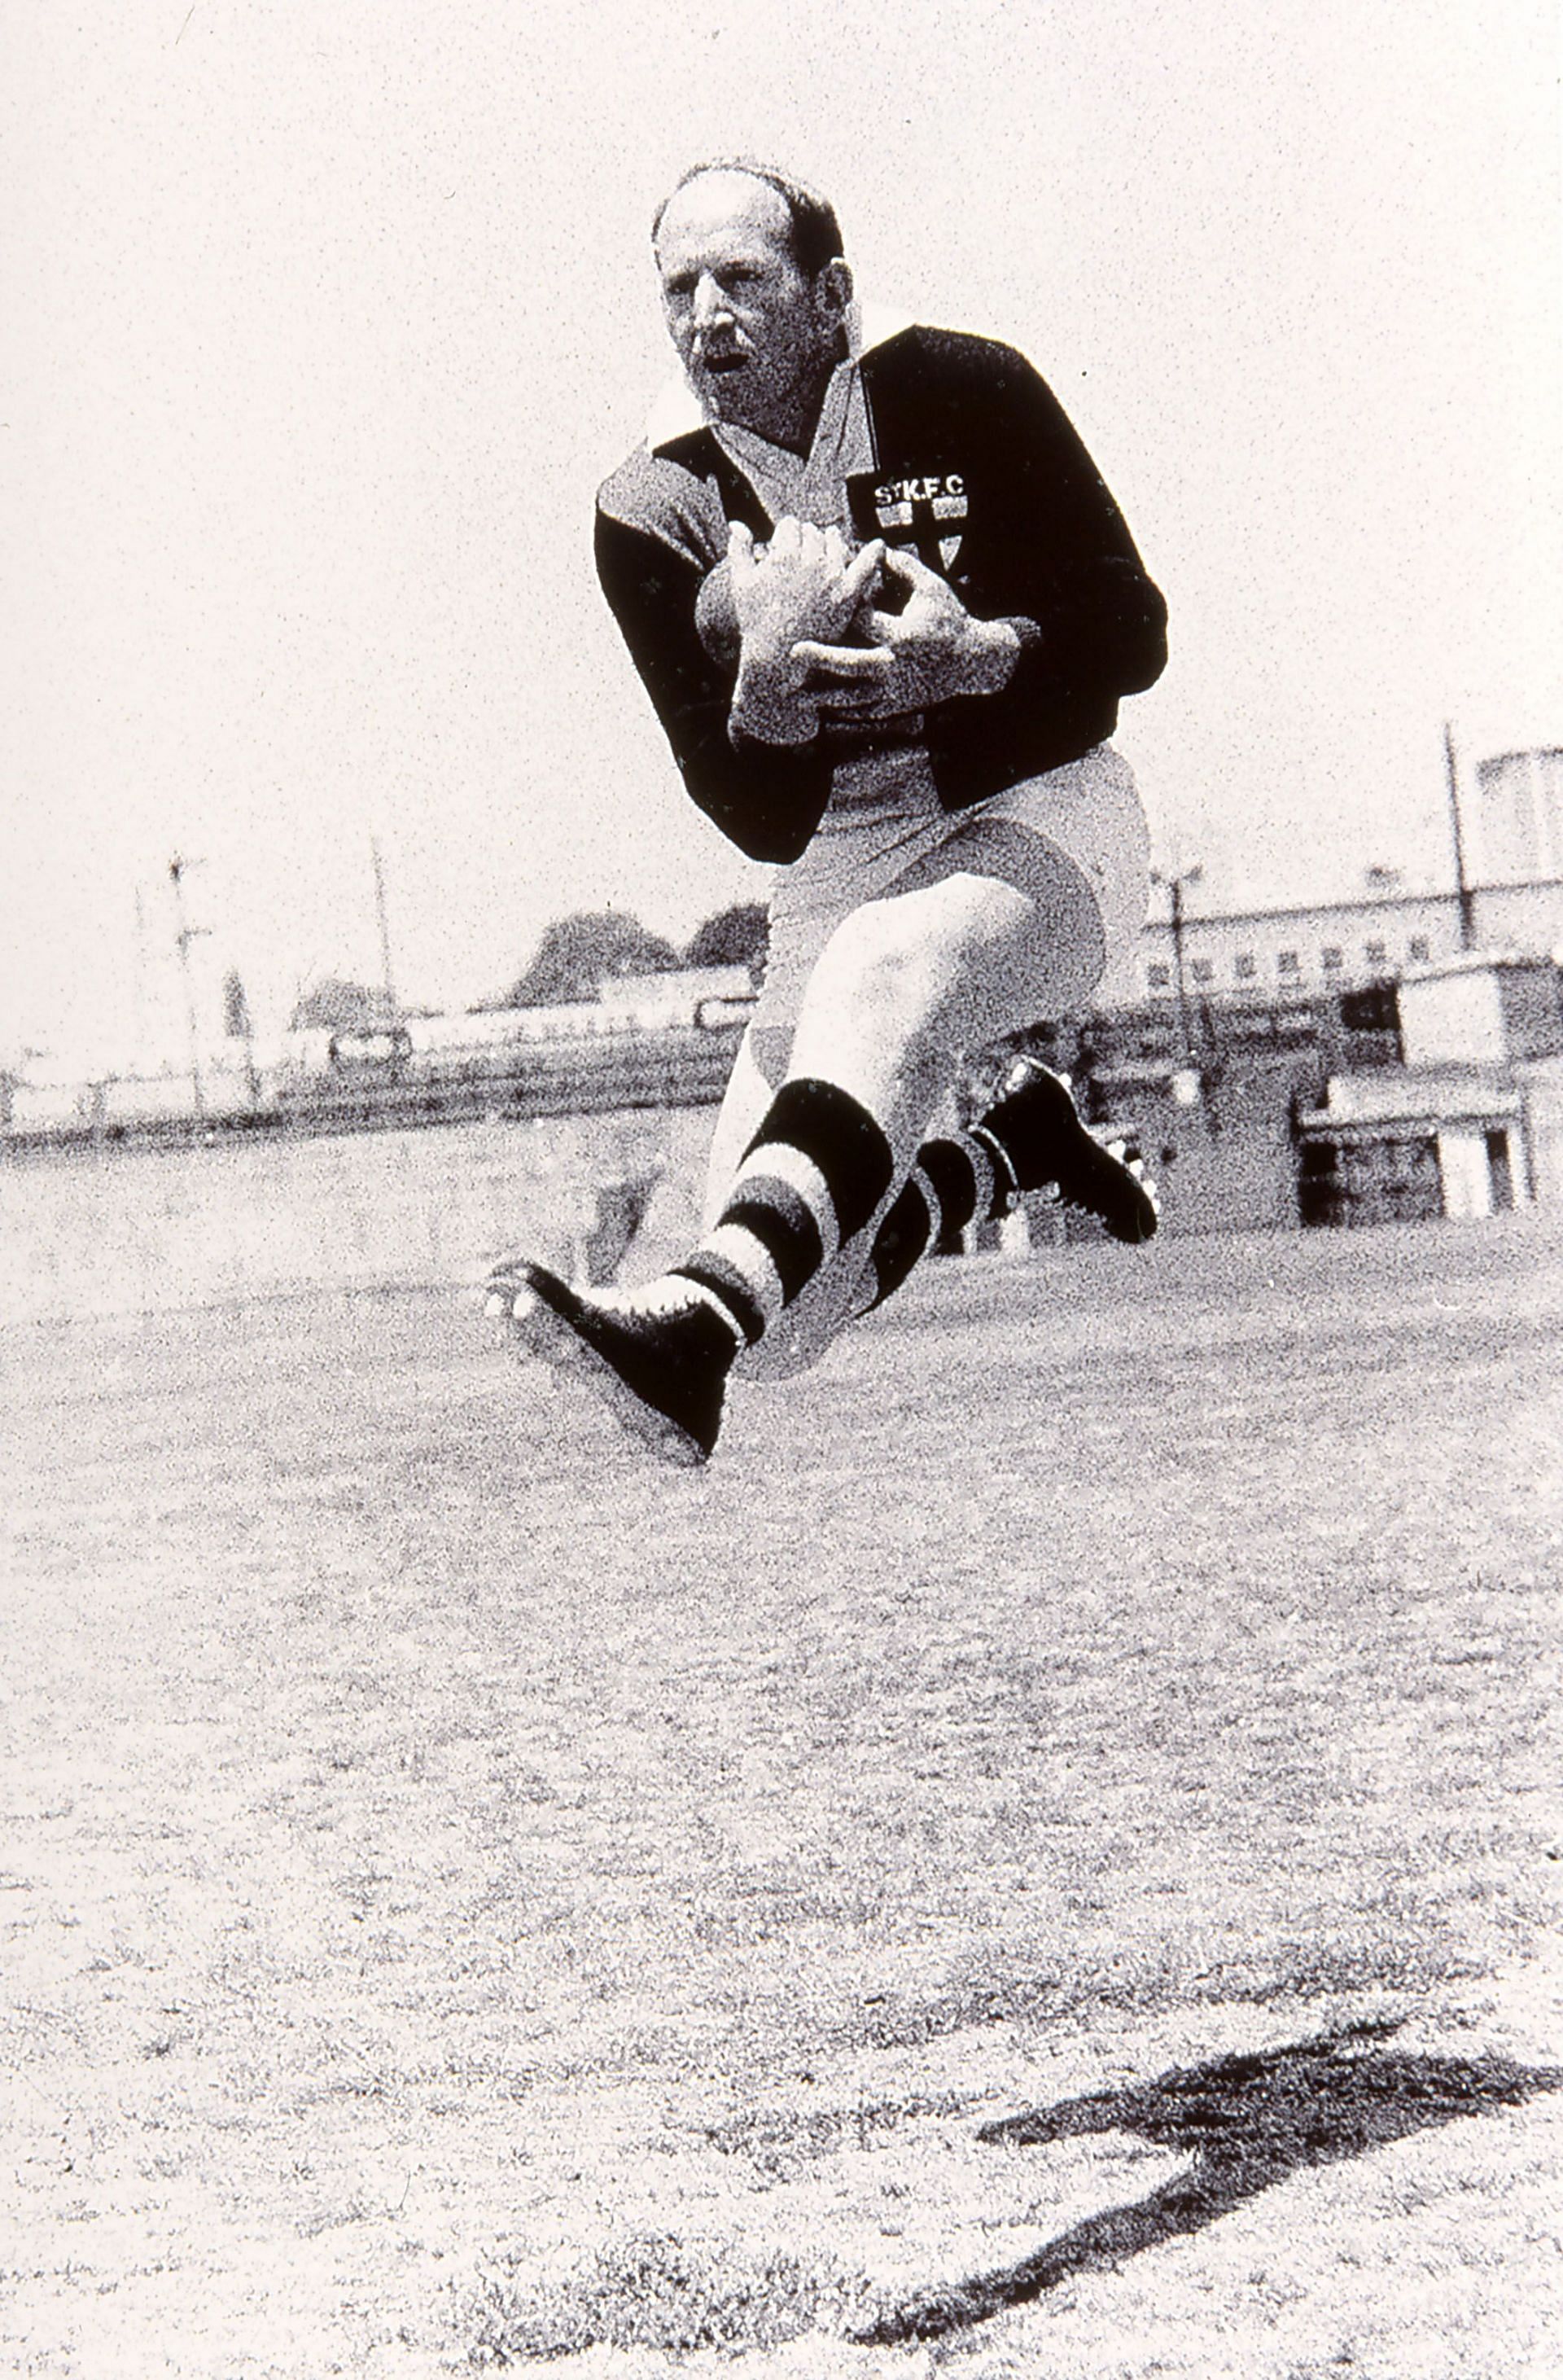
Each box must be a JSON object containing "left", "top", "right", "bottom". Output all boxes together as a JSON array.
[
  {"left": 1, "top": 1212, "right": 1561, "bottom": 2375},
  {"left": 466, "top": 2231, "right": 880, "bottom": 2360}
]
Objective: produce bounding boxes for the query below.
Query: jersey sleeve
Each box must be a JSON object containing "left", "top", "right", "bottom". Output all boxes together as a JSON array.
[
  {"left": 996, "top": 348, "right": 1167, "bottom": 711},
  {"left": 593, "top": 463, "right": 834, "bottom": 866},
  {"left": 868, "top": 327, "right": 1166, "bottom": 794}
]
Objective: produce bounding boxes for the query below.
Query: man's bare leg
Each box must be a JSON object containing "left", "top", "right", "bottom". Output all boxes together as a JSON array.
[
  {"left": 700, "top": 1025, "right": 780, "bottom": 1232},
  {"left": 707, "top": 870, "right": 1063, "bottom": 1375},
  {"left": 497, "top": 870, "right": 1075, "bottom": 1457}
]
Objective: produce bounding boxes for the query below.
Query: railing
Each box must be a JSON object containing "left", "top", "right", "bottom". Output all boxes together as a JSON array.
[{"left": 1, "top": 1023, "right": 748, "bottom": 1157}]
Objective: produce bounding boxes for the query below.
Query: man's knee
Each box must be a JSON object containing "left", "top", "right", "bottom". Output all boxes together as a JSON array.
[{"left": 812, "top": 901, "right": 968, "bottom": 1055}]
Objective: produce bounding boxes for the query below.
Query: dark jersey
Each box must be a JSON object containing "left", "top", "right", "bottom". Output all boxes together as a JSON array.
[{"left": 596, "top": 325, "right": 1167, "bottom": 865}]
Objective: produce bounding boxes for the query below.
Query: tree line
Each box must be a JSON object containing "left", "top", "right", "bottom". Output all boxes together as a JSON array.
[{"left": 285, "top": 903, "right": 768, "bottom": 1033}]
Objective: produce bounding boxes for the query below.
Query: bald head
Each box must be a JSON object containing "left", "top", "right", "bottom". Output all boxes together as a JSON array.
[{"left": 653, "top": 161, "right": 845, "bottom": 278}]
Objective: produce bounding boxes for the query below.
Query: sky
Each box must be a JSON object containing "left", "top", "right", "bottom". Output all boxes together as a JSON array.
[{"left": 2, "top": 0, "right": 1559, "bottom": 1068}]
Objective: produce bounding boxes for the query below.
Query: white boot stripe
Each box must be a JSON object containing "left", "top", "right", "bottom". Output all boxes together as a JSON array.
[{"left": 701, "top": 1221, "right": 788, "bottom": 1320}]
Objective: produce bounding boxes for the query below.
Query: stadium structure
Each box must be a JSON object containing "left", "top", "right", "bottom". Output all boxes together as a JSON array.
[
  {"left": 6, "top": 750, "right": 1563, "bottom": 1246},
  {"left": 1, "top": 969, "right": 759, "bottom": 1146},
  {"left": 1077, "top": 749, "right": 1563, "bottom": 1234}
]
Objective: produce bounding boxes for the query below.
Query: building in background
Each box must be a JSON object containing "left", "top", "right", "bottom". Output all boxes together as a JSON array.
[
  {"left": 1473, "top": 747, "right": 1563, "bottom": 884},
  {"left": 1134, "top": 747, "right": 1563, "bottom": 1007},
  {"left": 1293, "top": 950, "right": 1563, "bottom": 1228}
]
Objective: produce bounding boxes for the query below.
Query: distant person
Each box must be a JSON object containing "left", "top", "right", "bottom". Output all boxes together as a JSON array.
[{"left": 490, "top": 161, "right": 1166, "bottom": 1462}]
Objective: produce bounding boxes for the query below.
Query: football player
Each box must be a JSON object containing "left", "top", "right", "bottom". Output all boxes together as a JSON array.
[{"left": 490, "top": 161, "right": 1167, "bottom": 1462}]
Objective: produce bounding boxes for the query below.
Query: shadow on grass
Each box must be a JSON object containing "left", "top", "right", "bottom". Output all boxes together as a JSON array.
[{"left": 856, "top": 2021, "right": 1563, "bottom": 2347}]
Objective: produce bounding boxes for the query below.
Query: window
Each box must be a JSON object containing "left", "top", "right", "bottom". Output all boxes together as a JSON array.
[
  {"left": 1148, "top": 962, "right": 1171, "bottom": 990},
  {"left": 1191, "top": 958, "right": 1214, "bottom": 984},
  {"left": 1234, "top": 953, "right": 1257, "bottom": 980},
  {"left": 1277, "top": 951, "right": 1301, "bottom": 976},
  {"left": 1364, "top": 940, "right": 1387, "bottom": 968},
  {"left": 1408, "top": 936, "right": 1430, "bottom": 963},
  {"left": 1321, "top": 946, "right": 1344, "bottom": 972}
]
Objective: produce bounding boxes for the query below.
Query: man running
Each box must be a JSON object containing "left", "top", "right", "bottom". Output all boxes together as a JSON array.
[{"left": 491, "top": 160, "right": 1167, "bottom": 1462}]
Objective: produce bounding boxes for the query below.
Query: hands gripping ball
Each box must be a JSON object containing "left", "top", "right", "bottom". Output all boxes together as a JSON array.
[{"left": 696, "top": 528, "right": 889, "bottom": 668}]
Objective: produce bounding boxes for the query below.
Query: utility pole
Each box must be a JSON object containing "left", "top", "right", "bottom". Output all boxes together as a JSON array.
[
  {"left": 1154, "top": 864, "right": 1204, "bottom": 1059},
  {"left": 1171, "top": 874, "right": 1192, "bottom": 1057},
  {"left": 132, "top": 884, "right": 149, "bottom": 1067},
  {"left": 370, "top": 835, "right": 398, "bottom": 1021},
  {"left": 1443, "top": 722, "right": 1476, "bottom": 951},
  {"left": 169, "top": 855, "right": 210, "bottom": 1120}
]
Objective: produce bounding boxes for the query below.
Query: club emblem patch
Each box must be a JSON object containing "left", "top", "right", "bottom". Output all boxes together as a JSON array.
[{"left": 856, "top": 471, "right": 969, "bottom": 572}]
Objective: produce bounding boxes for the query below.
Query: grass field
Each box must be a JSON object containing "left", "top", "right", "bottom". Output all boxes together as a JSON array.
[{"left": 2, "top": 1214, "right": 1561, "bottom": 2377}]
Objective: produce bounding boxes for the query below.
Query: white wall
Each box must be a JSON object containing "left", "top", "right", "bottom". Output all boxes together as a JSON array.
[
  {"left": 1399, "top": 971, "right": 1508, "bottom": 1066},
  {"left": 0, "top": 1111, "right": 716, "bottom": 1326},
  {"left": 1436, "top": 1130, "right": 1495, "bottom": 1218}
]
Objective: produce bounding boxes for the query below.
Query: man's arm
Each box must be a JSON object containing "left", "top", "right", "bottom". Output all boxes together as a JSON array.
[
  {"left": 593, "top": 506, "right": 836, "bottom": 866},
  {"left": 790, "top": 348, "right": 1165, "bottom": 734},
  {"left": 990, "top": 349, "right": 1167, "bottom": 707},
  {"left": 843, "top": 327, "right": 1166, "bottom": 745}
]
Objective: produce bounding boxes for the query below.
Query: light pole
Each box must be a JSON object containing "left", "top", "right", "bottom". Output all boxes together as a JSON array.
[
  {"left": 1443, "top": 722, "right": 1476, "bottom": 951},
  {"left": 370, "top": 835, "right": 399, "bottom": 1021},
  {"left": 169, "top": 855, "right": 210, "bottom": 1121},
  {"left": 1153, "top": 863, "right": 1204, "bottom": 1058}
]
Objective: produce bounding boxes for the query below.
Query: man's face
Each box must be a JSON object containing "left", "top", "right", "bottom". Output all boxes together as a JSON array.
[{"left": 655, "top": 171, "right": 848, "bottom": 447}]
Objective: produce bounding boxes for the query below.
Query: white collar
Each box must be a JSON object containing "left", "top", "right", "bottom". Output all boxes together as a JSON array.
[{"left": 643, "top": 302, "right": 915, "bottom": 454}]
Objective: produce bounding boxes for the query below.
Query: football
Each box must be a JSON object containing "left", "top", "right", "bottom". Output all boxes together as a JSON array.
[{"left": 694, "top": 558, "right": 741, "bottom": 664}]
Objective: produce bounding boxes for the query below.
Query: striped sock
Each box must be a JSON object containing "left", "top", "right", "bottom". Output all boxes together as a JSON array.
[
  {"left": 670, "top": 1078, "right": 895, "bottom": 1348},
  {"left": 859, "top": 1124, "right": 1019, "bottom": 1313}
]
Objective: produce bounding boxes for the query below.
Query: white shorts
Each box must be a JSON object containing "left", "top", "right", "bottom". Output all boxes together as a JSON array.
[{"left": 750, "top": 741, "right": 1150, "bottom": 1072}]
